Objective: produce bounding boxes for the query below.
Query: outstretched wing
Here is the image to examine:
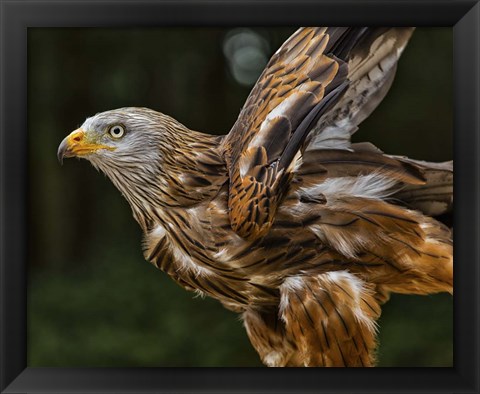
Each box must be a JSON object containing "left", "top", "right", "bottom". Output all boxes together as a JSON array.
[{"left": 222, "top": 27, "right": 375, "bottom": 240}]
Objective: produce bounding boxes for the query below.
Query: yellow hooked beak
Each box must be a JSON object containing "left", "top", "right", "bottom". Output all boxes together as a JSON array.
[{"left": 57, "top": 129, "right": 115, "bottom": 164}]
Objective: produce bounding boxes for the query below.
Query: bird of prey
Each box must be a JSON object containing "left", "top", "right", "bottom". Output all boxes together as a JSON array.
[{"left": 58, "top": 27, "right": 453, "bottom": 367}]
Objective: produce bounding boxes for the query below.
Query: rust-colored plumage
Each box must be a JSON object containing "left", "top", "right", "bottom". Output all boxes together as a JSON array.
[{"left": 58, "top": 27, "right": 453, "bottom": 367}]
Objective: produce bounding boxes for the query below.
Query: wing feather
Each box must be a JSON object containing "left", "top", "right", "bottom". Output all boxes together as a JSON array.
[{"left": 306, "top": 28, "right": 415, "bottom": 151}]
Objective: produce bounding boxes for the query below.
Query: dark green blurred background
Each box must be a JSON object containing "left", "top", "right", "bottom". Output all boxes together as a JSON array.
[{"left": 27, "top": 27, "right": 453, "bottom": 367}]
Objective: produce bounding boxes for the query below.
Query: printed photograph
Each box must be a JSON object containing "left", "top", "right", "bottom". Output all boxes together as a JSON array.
[{"left": 28, "top": 27, "right": 453, "bottom": 367}]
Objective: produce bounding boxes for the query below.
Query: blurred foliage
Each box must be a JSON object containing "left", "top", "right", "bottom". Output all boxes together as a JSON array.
[{"left": 27, "top": 27, "right": 452, "bottom": 367}]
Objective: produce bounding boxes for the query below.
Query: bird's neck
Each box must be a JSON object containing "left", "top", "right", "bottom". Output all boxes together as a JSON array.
[{"left": 109, "top": 127, "right": 227, "bottom": 233}]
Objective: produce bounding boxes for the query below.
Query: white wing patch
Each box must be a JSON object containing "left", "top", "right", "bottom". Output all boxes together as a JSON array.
[{"left": 301, "top": 172, "right": 399, "bottom": 200}]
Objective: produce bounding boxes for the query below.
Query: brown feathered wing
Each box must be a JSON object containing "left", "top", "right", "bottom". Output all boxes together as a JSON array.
[
  {"left": 222, "top": 27, "right": 367, "bottom": 240},
  {"left": 222, "top": 27, "right": 434, "bottom": 241}
]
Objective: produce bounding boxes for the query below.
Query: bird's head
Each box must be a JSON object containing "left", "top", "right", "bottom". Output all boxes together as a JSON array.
[{"left": 57, "top": 107, "right": 173, "bottom": 169}]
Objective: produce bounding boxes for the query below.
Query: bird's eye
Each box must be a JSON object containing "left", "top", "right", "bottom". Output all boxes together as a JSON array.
[{"left": 109, "top": 125, "right": 125, "bottom": 139}]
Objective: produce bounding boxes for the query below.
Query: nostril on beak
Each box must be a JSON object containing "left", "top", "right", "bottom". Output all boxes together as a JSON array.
[{"left": 69, "top": 129, "right": 85, "bottom": 144}]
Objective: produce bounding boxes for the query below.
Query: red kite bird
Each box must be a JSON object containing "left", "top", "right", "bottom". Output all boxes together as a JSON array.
[{"left": 58, "top": 27, "right": 453, "bottom": 367}]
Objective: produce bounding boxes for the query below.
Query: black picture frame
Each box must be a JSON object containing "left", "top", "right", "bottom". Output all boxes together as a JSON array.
[{"left": 1, "top": 0, "right": 479, "bottom": 393}]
